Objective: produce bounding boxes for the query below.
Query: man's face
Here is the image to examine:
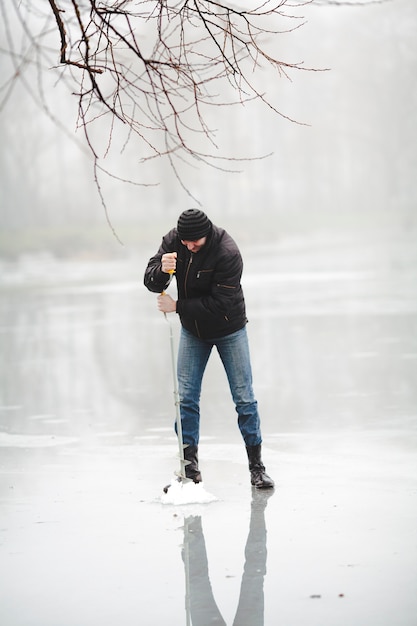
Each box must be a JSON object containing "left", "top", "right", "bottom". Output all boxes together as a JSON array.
[{"left": 181, "top": 237, "right": 207, "bottom": 253}]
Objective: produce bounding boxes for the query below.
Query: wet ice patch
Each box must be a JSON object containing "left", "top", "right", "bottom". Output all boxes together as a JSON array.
[{"left": 161, "top": 479, "right": 217, "bottom": 505}]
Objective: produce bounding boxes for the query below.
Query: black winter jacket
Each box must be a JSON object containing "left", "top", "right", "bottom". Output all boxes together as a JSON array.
[{"left": 144, "top": 224, "right": 247, "bottom": 339}]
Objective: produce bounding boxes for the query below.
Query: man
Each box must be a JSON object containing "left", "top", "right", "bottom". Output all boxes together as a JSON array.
[{"left": 144, "top": 209, "right": 274, "bottom": 490}]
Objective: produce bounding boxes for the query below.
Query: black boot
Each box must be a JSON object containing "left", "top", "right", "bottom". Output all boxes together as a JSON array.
[
  {"left": 246, "top": 444, "right": 275, "bottom": 489},
  {"left": 184, "top": 445, "right": 202, "bottom": 483},
  {"left": 163, "top": 445, "right": 202, "bottom": 493}
]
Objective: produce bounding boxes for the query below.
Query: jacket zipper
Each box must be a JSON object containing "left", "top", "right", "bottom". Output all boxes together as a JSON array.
[
  {"left": 184, "top": 254, "right": 193, "bottom": 298},
  {"left": 184, "top": 255, "right": 201, "bottom": 337},
  {"left": 184, "top": 258, "right": 232, "bottom": 335}
]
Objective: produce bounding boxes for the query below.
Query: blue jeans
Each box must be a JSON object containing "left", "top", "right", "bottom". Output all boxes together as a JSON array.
[{"left": 176, "top": 326, "right": 262, "bottom": 447}]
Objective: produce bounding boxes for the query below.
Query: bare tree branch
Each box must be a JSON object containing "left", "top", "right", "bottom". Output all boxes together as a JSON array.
[
  {"left": 2, "top": 2, "right": 317, "bottom": 158},
  {"left": 1, "top": 0, "right": 350, "bottom": 226}
]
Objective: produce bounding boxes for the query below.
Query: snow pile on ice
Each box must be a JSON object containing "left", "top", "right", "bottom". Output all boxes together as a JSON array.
[{"left": 161, "top": 479, "right": 217, "bottom": 505}]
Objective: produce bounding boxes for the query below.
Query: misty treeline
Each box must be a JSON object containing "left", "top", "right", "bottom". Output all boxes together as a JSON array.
[{"left": 0, "top": 1, "right": 416, "bottom": 257}]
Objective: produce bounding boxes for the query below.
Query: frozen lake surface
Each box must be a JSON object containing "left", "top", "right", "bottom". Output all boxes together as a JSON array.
[{"left": 0, "top": 228, "right": 416, "bottom": 625}]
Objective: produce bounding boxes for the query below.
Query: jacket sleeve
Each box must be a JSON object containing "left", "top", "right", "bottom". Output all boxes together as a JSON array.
[
  {"left": 176, "top": 249, "right": 243, "bottom": 321},
  {"left": 143, "top": 231, "right": 177, "bottom": 294}
]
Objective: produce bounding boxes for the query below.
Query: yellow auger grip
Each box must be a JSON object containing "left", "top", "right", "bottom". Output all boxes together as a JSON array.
[{"left": 161, "top": 269, "right": 175, "bottom": 296}]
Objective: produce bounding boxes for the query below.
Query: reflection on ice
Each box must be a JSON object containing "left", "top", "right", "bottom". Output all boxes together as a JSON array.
[{"left": 181, "top": 489, "right": 273, "bottom": 626}]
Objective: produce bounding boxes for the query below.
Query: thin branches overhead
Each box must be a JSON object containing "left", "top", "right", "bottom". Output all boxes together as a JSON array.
[{"left": 1, "top": 1, "right": 314, "bottom": 171}]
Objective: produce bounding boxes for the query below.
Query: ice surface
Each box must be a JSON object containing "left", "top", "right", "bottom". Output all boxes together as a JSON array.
[{"left": 1, "top": 228, "right": 417, "bottom": 625}]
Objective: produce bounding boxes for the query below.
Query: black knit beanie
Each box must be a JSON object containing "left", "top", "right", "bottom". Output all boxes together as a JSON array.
[{"left": 177, "top": 209, "right": 212, "bottom": 241}]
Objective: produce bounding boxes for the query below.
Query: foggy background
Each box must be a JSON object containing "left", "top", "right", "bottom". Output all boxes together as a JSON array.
[
  {"left": 1, "top": 0, "right": 416, "bottom": 435},
  {"left": 1, "top": 0, "right": 416, "bottom": 258},
  {"left": 1, "top": 2, "right": 417, "bottom": 626}
]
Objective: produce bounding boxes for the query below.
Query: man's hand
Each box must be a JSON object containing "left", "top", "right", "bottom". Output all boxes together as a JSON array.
[
  {"left": 161, "top": 252, "right": 177, "bottom": 274},
  {"left": 158, "top": 293, "right": 177, "bottom": 313}
]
